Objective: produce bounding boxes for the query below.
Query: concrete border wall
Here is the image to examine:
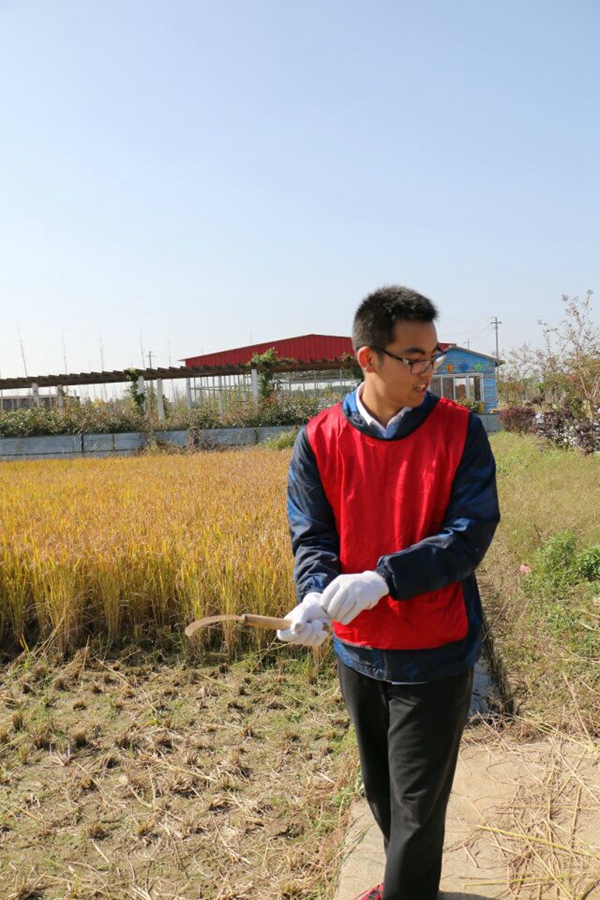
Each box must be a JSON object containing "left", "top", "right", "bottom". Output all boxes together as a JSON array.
[
  {"left": 0, "top": 426, "right": 297, "bottom": 461},
  {"left": 0, "top": 416, "right": 502, "bottom": 462},
  {"left": 479, "top": 414, "right": 503, "bottom": 433}
]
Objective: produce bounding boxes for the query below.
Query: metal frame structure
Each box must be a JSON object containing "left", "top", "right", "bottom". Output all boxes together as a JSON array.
[{"left": 0, "top": 358, "right": 359, "bottom": 420}]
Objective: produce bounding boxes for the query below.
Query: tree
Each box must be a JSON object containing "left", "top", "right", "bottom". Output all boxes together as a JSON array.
[
  {"left": 497, "top": 343, "right": 543, "bottom": 406},
  {"left": 125, "top": 368, "right": 145, "bottom": 412},
  {"left": 539, "top": 291, "right": 600, "bottom": 416},
  {"left": 247, "top": 348, "right": 296, "bottom": 400}
]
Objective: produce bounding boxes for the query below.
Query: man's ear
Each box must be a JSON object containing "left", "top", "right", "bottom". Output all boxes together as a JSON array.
[{"left": 356, "top": 346, "right": 377, "bottom": 373}]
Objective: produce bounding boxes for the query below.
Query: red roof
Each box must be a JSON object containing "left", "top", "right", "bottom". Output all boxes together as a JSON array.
[
  {"left": 184, "top": 334, "right": 355, "bottom": 367},
  {"left": 184, "top": 335, "right": 456, "bottom": 368}
]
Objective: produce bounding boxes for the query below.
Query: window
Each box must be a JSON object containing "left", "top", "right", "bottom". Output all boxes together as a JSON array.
[
  {"left": 468, "top": 376, "right": 482, "bottom": 401},
  {"left": 454, "top": 378, "right": 467, "bottom": 401},
  {"left": 431, "top": 374, "right": 483, "bottom": 404}
]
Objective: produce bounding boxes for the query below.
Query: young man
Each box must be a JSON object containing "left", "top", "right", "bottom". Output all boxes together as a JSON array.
[{"left": 278, "top": 286, "right": 500, "bottom": 900}]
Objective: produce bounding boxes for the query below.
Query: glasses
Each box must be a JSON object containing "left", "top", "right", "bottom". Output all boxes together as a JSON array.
[{"left": 371, "top": 347, "right": 446, "bottom": 375}]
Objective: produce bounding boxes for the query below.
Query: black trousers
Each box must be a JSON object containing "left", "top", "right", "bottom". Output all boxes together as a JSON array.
[{"left": 338, "top": 661, "right": 473, "bottom": 900}]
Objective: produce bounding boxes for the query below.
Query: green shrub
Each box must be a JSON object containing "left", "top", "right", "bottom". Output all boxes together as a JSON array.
[
  {"left": 574, "top": 545, "right": 600, "bottom": 582},
  {"left": 527, "top": 531, "right": 600, "bottom": 590},
  {"left": 455, "top": 398, "right": 483, "bottom": 413},
  {"left": 535, "top": 530, "right": 578, "bottom": 587},
  {"left": 261, "top": 429, "right": 298, "bottom": 450},
  {"left": 0, "top": 394, "right": 329, "bottom": 438}
]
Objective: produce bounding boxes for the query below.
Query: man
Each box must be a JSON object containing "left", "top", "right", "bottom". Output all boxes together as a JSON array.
[{"left": 278, "top": 286, "right": 500, "bottom": 900}]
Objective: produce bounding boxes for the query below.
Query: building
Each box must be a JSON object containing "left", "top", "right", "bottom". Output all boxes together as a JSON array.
[
  {"left": 0, "top": 393, "right": 59, "bottom": 412},
  {"left": 0, "top": 335, "right": 501, "bottom": 422},
  {"left": 184, "top": 335, "right": 502, "bottom": 413},
  {"left": 431, "top": 346, "right": 501, "bottom": 413}
]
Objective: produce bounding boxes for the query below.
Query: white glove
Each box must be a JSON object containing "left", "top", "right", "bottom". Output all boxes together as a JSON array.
[
  {"left": 277, "top": 592, "right": 330, "bottom": 647},
  {"left": 319, "top": 571, "right": 388, "bottom": 625}
]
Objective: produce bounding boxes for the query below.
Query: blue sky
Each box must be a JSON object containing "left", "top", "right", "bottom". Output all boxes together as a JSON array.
[{"left": 1, "top": 0, "right": 598, "bottom": 378}]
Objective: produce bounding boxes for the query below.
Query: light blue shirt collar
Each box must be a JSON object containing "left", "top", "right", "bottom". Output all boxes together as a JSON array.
[{"left": 356, "top": 384, "right": 408, "bottom": 438}]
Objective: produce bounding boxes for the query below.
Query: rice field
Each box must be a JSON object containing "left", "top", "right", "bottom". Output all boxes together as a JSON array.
[
  {"left": 0, "top": 449, "right": 296, "bottom": 655},
  {"left": 1, "top": 435, "right": 598, "bottom": 733}
]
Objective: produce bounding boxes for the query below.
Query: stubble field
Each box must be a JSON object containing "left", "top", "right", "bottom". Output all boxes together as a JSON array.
[{"left": 0, "top": 643, "right": 354, "bottom": 900}]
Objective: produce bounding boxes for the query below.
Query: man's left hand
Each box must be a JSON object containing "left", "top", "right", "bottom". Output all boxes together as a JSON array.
[{"left": 319, "top": 571, "right": 389, "bottom": 625}]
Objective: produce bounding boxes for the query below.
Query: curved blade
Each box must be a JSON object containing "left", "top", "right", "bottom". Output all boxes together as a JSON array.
[
  {"left": 185, "top": 613, "right": 291, "bottom": 639},
  {"left": 185, "top": 614, "right": 243, "bottom": 638}
]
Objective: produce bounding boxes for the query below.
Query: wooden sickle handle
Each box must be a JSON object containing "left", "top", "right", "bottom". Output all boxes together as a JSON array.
[
  {"left": 242, "top": 614, "right": 292, "bottom": 629},
  {"left": 242, "top": 614, "right": 331, "bottom": 632}
]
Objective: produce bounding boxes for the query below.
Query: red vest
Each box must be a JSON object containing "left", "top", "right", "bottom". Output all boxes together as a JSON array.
[{"left": 306, "top": 399, "right": 470, "bottom": 650}]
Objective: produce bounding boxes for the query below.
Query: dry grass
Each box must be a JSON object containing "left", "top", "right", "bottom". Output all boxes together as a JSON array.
[
  {"left": 482, "top": 433, "right": 600, "bottom": 735},
  {"left": 462, "top": 724, "right": 600, "bottom": 899},
  {"left": 489, "top": 432, "right": 600, "bottom": 555},
  {"left": 0, "top": 644, "right": 358, "bottom": 899}
]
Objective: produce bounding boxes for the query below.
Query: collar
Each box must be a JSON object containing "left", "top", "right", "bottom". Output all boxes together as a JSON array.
[{"left": 356, "top": 383, "right": 409, "bottom": 437}]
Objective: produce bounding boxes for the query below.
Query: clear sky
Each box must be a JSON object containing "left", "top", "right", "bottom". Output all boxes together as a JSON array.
[{"left": 1, "top": 0, "right": 598, "bottom": 379}]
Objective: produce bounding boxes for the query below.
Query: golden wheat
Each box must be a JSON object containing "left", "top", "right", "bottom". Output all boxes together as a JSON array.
[{"left": 0, "top": 449, "right": 295, "bottom": 652}]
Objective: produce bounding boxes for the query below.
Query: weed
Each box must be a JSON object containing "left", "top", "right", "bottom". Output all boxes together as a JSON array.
[
  {"left": 31, "top": 726, "right": 53, "bottom": 750},
  {"left": 574, "top": 544, "right": 600, "bottom": 582},
  {"left": 536, "top": 530, "right": 578, "bottom": 586},
  {"left": 17, "top": 743, "right": 30, "bottom": 764},
  {"left": 261, "top": 428, "right": 298, "bottom": 449}
]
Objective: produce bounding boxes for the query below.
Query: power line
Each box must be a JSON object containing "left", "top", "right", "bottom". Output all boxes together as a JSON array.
[{"left": 444, "top": 323, "right": 492, "bottom": 347}]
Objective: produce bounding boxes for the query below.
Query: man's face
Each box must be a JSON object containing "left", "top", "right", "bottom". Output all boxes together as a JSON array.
[{"left": 361, "top": 319, "right": 440, "bottom": 409}]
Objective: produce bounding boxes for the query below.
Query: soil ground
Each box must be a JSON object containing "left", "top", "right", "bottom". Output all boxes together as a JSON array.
[
  {"left": 2, "top": 646, "right": 598, "bottom": 900},
  {"left": 0, "top": 644, "right": 356, "bottom": 900},
  {"left": 336, "top": 730, "right": 600, "bottom": 900}
]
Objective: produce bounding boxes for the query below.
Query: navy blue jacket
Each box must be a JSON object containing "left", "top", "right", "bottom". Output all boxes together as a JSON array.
[{"left": 287, "top": 389, "right": 500, "bottom": 682}]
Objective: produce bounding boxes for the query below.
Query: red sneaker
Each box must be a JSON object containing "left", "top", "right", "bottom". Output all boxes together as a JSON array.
[{"left": 352, "top": 885, "right": 383, "bottom": 900}]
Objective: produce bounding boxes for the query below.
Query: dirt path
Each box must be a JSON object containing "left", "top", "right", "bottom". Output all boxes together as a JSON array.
[{"left": 335, "top": 732, "right": 600, "bottom": 900}]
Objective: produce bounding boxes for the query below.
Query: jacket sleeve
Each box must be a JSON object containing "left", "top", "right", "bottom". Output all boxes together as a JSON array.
[
  {"left": 288, "top": 427, "right": 341, "bottom": 600},
  {"left": 375, "top": 413, "right": 500, "bottom": 599}
]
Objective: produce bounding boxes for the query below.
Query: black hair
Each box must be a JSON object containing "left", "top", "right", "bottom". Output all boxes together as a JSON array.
[{"left": 352, "top": 285, "right": 438, "bottom": 352}]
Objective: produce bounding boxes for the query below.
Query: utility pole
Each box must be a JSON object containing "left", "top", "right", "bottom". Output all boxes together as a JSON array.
[
  {"left": 17, "top": 322, "right": 28, "bottom": 377},
  {"left": 98, "top": 336, "right": 107, "bottom": 400},
  {"left": 147, "top": 350, "right": 154, "bottom": 369},
  {"left": 62, "top": 330, "right": 68, "bottom": 373},
  {"left": 490, "top": 316, "right": 502, "bottom": 359}
]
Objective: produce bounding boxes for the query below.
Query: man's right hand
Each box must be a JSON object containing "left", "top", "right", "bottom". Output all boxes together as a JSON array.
[{"left": 277, "top": 592, "right": 330, "bottom": 647}]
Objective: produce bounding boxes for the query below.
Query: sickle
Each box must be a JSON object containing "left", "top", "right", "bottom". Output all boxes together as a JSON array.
[
  {"left": 185, "top": 613, "right": 292, "bottom": 639},
  {"left": 185, "top": 612, "right": 332, "bottom": 640}
]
